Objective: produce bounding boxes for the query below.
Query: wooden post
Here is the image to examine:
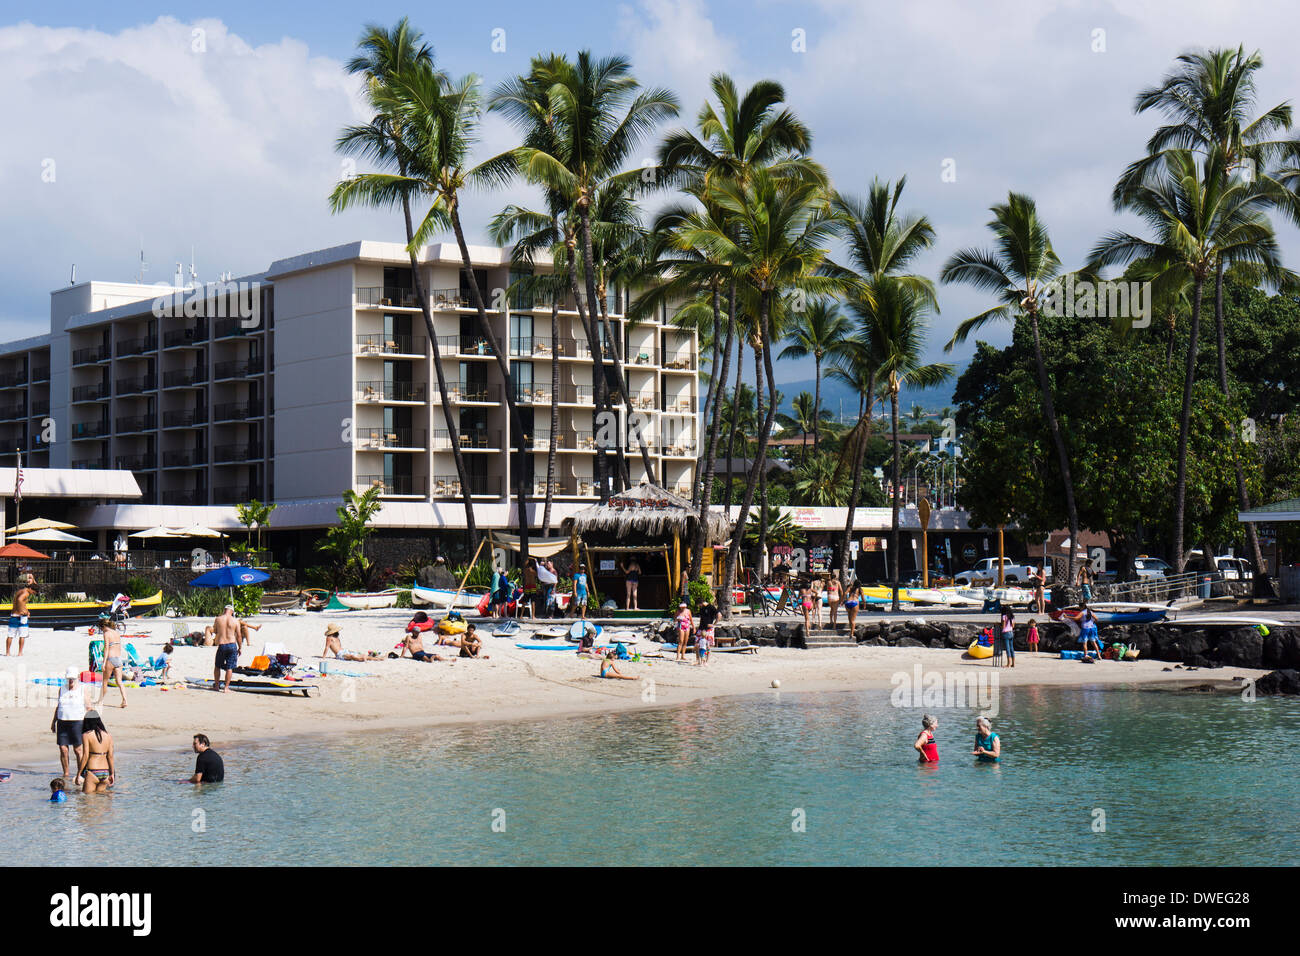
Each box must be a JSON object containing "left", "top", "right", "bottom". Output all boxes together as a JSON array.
[
  {"left": 919, "top": 497, "right": 932, "bottom": 589},
  {"left": 672, "top": 533, "right": 681, "bottom": 599},
  {"left": 997, "top": 524, "right": 1005, "bottom": 587},
  {"left": 583, "top": 544, "right": 599, "bottom": 608}
]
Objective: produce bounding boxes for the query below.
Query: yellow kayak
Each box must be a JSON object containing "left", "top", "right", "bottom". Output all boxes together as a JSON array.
[
  {"left": 967, "top": 640, "right": 994, "bottom": 660},
  {"left": 437, "top": 617, "right": 467, "bottom": 635}
]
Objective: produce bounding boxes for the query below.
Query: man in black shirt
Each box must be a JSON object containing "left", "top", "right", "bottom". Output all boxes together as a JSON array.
[{"left": 186, "top": 733, "right": 224, "bottom": 784}]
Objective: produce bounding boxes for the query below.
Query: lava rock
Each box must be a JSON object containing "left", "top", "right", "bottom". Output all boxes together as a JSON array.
[
  {"left": 1256, "top": 669, "right": 1300, "bottom": 695},
  {"left": 897, "top": 636, "right": 927, "bottom": 648},
  {"left": 1212, "top": 627, "right": 1264, "bottom": 669},
  {"left": 1263, "top": 627, "right": 1300, "bottom": 669}
]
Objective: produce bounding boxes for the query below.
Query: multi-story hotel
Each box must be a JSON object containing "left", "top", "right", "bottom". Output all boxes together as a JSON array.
[{"left": 0, "top": 240, "right": 700, "bottom": 544}]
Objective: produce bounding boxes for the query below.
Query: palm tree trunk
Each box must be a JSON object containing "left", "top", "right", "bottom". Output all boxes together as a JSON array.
[
  {"left": 838, "top": 375, "right": 875, "bottom": 585},
  {"left": 1028, "top": 309, "right": 1079, "bottom": 587},
  {"left": 813, "top": 354, "right": 822, "bottom": 456},
  {"left": 724, "top": 339, "right": 743, "bottom": 515},
  {"left": 541, "top": 298, "right": 560, "bottom": 534},
  {"left": 449, "top": 204, "right": 530, "bottom": 567},
  {"left": 754, "top": 339, "right": 768, "bottom": 573},
  {"left": 889, "top": 382, "right": 902, "bottom": 611},
  {"left": 575, "top": 203, "right": 616, "bottom": 501},
  {"left": 401, "top": 196, "right": 477, "bottom": 553},
  {"left": 693, "top": 281, "right": 723, "bottom": 508},
  {"left": 690, "top": 283, "right": 735, "bottom": 583},
  {"left": 1173, "top": 278, "right": 1204, "bottom": 574},
  {"left": 721, "top": 293, "right": 779, "bottom": 618}
]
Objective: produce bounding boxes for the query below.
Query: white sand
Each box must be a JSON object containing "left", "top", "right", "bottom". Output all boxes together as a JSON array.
[{"left": 0, "top": 609, "right": 1264, "bottom": 770}]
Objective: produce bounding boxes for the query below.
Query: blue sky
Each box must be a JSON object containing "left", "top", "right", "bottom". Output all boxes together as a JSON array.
[{"left": 3, "top": 1, "right": 1300, "bottom": 394}]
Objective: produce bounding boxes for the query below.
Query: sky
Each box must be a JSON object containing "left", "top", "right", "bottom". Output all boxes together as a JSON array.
[{"left": 3, "top": 0, "right": 1300, "bottom": 389}]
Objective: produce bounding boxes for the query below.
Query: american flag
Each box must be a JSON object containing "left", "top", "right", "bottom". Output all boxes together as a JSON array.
[{"left": 14, "top": 451, "right": 22, "bottom": 503}]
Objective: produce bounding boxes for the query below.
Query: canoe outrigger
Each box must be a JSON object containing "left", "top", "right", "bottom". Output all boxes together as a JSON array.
[{"left": 0, "top": 590, "right": 163, "bottom": 628}]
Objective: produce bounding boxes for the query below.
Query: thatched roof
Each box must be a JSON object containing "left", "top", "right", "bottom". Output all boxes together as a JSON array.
[{"left": 564, "top": 481, "right": 732, "bottom": 543}]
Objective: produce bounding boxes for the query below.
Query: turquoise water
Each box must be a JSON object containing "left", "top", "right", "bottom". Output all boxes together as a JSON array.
[{"left": 3, "top": 685, "right": 1298, "bottom": 866}]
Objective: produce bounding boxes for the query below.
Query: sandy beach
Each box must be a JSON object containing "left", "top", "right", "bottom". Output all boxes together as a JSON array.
[{"left": 0, "top": 609, "right": 1268, "bottom": 770}]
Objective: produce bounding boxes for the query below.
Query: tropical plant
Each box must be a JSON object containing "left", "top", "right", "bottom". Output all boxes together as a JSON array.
[
  {"left": 235, "top": 499, "right": 277, "bottom": 552},
  {"left": 317, "top": 486, "right": 386, "bottom": 590},
  {"left": 792, "top": 452, "right": 852, "bottom": 506},
  {"left": 777, "top": 299, "right": 851, "bottom": 454}
]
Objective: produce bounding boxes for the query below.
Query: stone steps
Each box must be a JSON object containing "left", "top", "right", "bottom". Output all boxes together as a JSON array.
[{"left": 803, "top": 626, "right": 858, "bottom": 648}]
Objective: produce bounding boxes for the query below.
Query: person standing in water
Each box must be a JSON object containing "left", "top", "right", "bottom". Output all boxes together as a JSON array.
[
  {"left": 914, "top": 714, "right": 939, "bottom": 762},
  {"left": 972, "top": 716, "right": 1001, "bottom": 762},
  {"left": 52, "top": 667, "right": 89, "bottom": 777},
  {"left": 76, "top": 710, "right": 116, "bottom": 792}
]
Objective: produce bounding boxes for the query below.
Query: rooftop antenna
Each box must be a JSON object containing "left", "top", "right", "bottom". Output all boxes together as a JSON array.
[
  {"left": 136, "top": 240, "right": 148, "bottom": 282},
  {"left": 174, "top": 262, "right": 184, "bottom": 288},
  {"left": 189, "top": 246, "right": 198, "bottom": 288},
  {"left": 69, "top": 264, "right": 76, "bottom": 286}
]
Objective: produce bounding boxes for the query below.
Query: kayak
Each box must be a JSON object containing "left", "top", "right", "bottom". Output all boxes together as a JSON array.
[
  {"left": 1, "top": 590, "right": 163, "bottom": 629},
  {"left": 336, "top": 590, "right": 402, "bottom": 610},
  {"left": 411, "top": 584, "right": 490, "bottom": 609},
  {"left": 1052, "top": 606, "right": 1168, "bottom": 627},
  {"left": 967, "top": 641, "right": 994, "bottom": 659}
]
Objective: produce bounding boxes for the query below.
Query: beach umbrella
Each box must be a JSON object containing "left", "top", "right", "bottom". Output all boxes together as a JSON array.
[
  {"left": 5, "top": 518, "right": 77, "bottom": 534},
  {"left": 176, "top": 525, "right": 225, "bottom": 538},
  {"left": 190, "top": 564, "right": 271, "bottom": 604},
  {"left": 0, "top": 543, "right": 50, "bottom": 559},
  {"left": 129, "top": 526, "right": 180, "bottom": 539},
  {"left": 11, "top": 529, "right": 92, "bottom": 544}
]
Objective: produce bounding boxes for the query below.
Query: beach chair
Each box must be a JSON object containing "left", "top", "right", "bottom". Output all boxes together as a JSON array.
[{"left": 88, "top": 639, "right": 104, "bottom": 671}]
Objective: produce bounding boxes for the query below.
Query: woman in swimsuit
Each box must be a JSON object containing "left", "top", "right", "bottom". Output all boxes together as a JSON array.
[
  {"left": 599, "top": 649, "right": 637, "bottom": 680},
  {"left": 844, "top": 583, "right": 862, "bottom": 636},
  {"left": 826, "top": 577, "right": 842, "bottom": 628},
  {"left": 674, "top": 602, "right": 694, "bottom": 662},
  {"left": 76, "top": 710, "right": 116, "bottom": 793},
  {"left": 914, "top": 714, "right": 939, "bottom": 763},
  {"left": 972, "top": 716, "right": 1001, "bottom": 763},
  {"left": 810, "top": 578, "right": 824, "bottom": 628},
  {"left": 621, "top": 558, "right": 642, "bottom": 611},
  {"left": 799, "top": 586, "right": 813, "bottom": 632},
  {"left": 96, "top": 614, "right": 128, "bottom": 708}
]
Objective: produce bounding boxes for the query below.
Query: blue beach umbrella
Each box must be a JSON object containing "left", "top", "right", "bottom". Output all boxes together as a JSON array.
[{"left": 190, "top": 565, "right": 271, "bottom": 604}]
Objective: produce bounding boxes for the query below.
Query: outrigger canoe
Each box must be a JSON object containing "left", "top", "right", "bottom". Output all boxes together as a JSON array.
[
  {"left": 0, "top": 590, "right": 163, "bottom": 629},
  {"left": 410, "top": 584, "right": 490, "bottom": 609},
  {"left": 335, "top": 589, "right": 402, "bottom": 610}
]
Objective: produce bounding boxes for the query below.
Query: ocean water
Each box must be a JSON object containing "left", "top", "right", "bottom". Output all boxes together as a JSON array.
[{"left": 3, "top": 685, "right": 1297, "bottom": 866}]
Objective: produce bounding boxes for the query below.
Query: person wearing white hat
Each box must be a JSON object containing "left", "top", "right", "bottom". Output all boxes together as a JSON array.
[{"left": 51, "top": 667, "right": 89, "bottom": 778}]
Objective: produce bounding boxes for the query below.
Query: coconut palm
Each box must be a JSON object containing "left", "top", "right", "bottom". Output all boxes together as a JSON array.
[
  {"left": 329, "top": 22, "right": 479, "bottom": 550},
  {"left": 1090, "top": 149, "right": 1284, "bottom": 571},
  {"left": 777, "top": 300, "right": 850, "bottom": 455},
  {"left": 942, "top": 192, "right": 1081, "bottom": 585},
  {"left": 777, "top": 391, "right": 819, "bottom": 464}
]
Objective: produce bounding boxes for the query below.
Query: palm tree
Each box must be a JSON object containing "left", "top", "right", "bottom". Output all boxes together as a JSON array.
[
  {"left": 329, "top": 21, "right": 480, "bottom": 552},
  {"left": 793, "top": 452, "right": 851, "bottom": 506},
  {"left": 777, "top": 391, "right": 819, "bottom": 463},
  {"left": 777, "top": 300, "right": 850, "bottom": 455},
  {"left": 680, "top": 168, "right": 845, "bottom": 615},
  {"left": 831, "top": 177, "right": 936, "bottom": 582},
  {"left": 1090, "top": 148, "right": 1284, "bottom": 571},
  {"left": 942, "top": 192, "right": 1081, "bottom": 585},
  {"left": 827, "top": 335, "right": 881, "bottom": 521},
  {"left": 499, "top": 52, "right": 679, "bottom": 502},
  {"left": 1119, "top": 46, "right": 1300, "bottom": 586}
]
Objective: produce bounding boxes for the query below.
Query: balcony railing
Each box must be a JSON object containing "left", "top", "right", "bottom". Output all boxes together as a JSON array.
[
  {"left": 355, "top": 428, "right": 425, "bottom": 450},
  {"left": 0, "top": 371, "right": 27, "bottom": 388},
  {"left": 71, "top": 383, "right": 108, "bottom": 403},
  {"left": 215, "top": 316, "right": 262, "bottom": 338},
  {"left": 449, "top": 383, "right": 500, "bottom": 405},
  {"left": 662, "top": 352, "right": 696, "bottom": 371},
  {"left": 115, "top": 414, "right": 157, "bottom": 433},
  {"left": 435, "top": 334, "right": 496, "bottom": 358},
  {"left": 356, "top": 334, "right": 426, "bottom": 356},
  {"left": 163, "top": 489, "right": 207, "bottom": 505},
  {"left": 214, "top": 357, "right": 265, "bottom": 380},
  {"left": 71, "top": 421, "right": 109, "bottom": 439},
  {"left": 212, "top": 400, "right": 263, "bottom": 421},
  {"left": 116, "top": 336, "right": 154, "bottom": 357},
  {"left": 356, "top": 286, "right": 419, "bottom": 308},
  {"left": 568, "top": 430, "right": 599, "bottom": 451},
  {"left": 213, "top": 485, "right": 261, "bottom": 504},
  {"left": 163, "top": 324, "right": 208, "bottom": 347},
  {"left": 31, "top": 367, "right": 49, "bottom": 382},
  {"left": 432, "top": 429, "right": 501, "bottom": 450},
  {"left": 513, "top": 383, "right": 554, "bottom": 405},
  {"left": 30, "top": 400, "right": 49, "bottom": 417},
  {"left": 664, "top": 395, "right": 697, "bottom": 413},
  {"left": 356, "top": 381, "right": 427, "bottom": 403},
  {"left": 163, "top": 408, "right": 208, "bottom": 428},
  {"left": 358, "top": 474, "right": 427, "bottom": 496},
  {"left": 626, "top": 346, "right": 660, "bottom": 367},
  {"left": 163, "top": 367, "right": 207, "bottom": 388},
  {"left": 0, "top": 404, "right": 26, "bottom": 420},
  {"left": 72, "top": 458, "right": 108, "bottom": 470},
  {"left": 72, "top": 345, "right": 110, "bottom": 365},
  {"left": 213, "top": 443, "right": 264, "bottom": 463},
  {"left": 116, "top": 376, "right": 157, "bottom": 395},
  {"left": 558, "top": 385, "right": 596, "bottom": 405},
  {"left": 509, "top": 336, "right": 595, "bottom": 359},
  {"left": 115, "top": 453, "right": 155, "bottom": 470},
  {"left": 163, "top": 448, "right": 207, "bottom": 467},
  {"left": 430, "top": 474, "right": 501, "bottom": 498}
]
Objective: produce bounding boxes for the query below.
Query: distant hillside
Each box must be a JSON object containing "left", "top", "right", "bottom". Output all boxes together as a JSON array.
[{"left": 774, "top": 359, "right": 968, "bottom": 424}]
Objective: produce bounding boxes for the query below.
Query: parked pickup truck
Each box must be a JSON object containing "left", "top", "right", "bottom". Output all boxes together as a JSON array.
[{"left": 952, "top": 558, "right": 1052, "bottom": 585}]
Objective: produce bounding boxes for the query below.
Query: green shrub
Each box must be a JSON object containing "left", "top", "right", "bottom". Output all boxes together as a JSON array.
[
  {"left": 233, "top": 585, "right": 263, "bottom": 617},
  {"left": 125, "top": 576, "right": 157, "bottom": 599},
  {"left": 687, "top": 577, "right": 713, "bottom": 611},
  {"left": 396, "top": 589, "right": 413, "bottom": 609}
]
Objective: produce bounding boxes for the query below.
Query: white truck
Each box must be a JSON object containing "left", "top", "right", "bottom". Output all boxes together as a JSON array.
[{"left": 952, "top": 558, "right": 1051, "bottom": 585}]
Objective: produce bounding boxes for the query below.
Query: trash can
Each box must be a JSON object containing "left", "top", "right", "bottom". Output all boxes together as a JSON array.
[{"left": 1199, "top": 575, "right": 1213, "bottom": 599}]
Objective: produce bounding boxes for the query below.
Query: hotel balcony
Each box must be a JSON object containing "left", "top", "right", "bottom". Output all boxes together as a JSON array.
[
  {"left": 163, "top": 489, "right": 207, "bottom": 505},
  {"left": 0, "top": 371, "right": 27, "bottom": 388},
  {"left": 31, "top": 366, "right": 50, "bottom": 382},
  {"left": 508, "top": 336, "right": 594, "bottom": 360},
  {"left": 30, "top": 400, "right": 49, "bottom": 417},
  {"left": 116, "top": 336, "right": 155, "bottom": 358},
  {"left": 356, "top": 333, "right": 426, "bottom": 357},
  {"left": 115, "top": 414, "right": 157, "bottom": 434},
  {"left": 0, "top": 403, "right": 26, "bottom": 421},
  {"left": 72, "top": 345, "right": 110, "bottom": 365},
  {"left": 71, "top": 421, "right": 109, "bottom": 439},
  {"left": 162, "top": 408, "right": 208, "bottom": 428},
  {"left": 72, "top": 457, "right": 109, "bottom": 470},
  {"left": 163, "top": 448, "right": 207, "bottom": 468},
  {"left": 71, "top": 383, "right": 108, "bottom": 403},
  {"left": 663, "top": 395, "right": 697, "bottom": 414},
  {"left": 354, "top": 427, "right": 426, "bottom": 451},
  {"left": 561, "top": 430, "right": 600, "bottom": 453},
  {"left": 556, "top": 384, "right": 596, "bottom": 406},
  {"left": 513, "top": 383, "right": 554, "bottom": 406},
  {"left": 163, "top": 323, "right": 209, "bottom": 348},
  {"left": 661, "top": 352, "right": 697, "bottom": 372},
  {"left": 358, "top": 474, "right": 427, "bottom": 498},
  {"left": 213, "top": 357, "right": 265, "bottom": 381},
  {"left": 215, "top": 317, "right": 263, "bottom": 338},
  {"left": 446, "top": 383, "right": 500, "bottom": 405},
  {"left": 214, "top": 443, "right": 264, "bottom": 464},
  {"left": 356, "top": 285, "right": 419, "bottom": 309},
  {"left": 162, "top": 367, "right": 207, "bottom": 388},
  {"left": 429, "top": 474, "right": 501, "bottom": 498},
  {"left": 213, "top": 485, "right": 261, "bottom": 504},
  {"left": 116, "top": 375, "right": 157, "bottom": 395},
  {"left": 435, "top": 334, "right": 497, "bottom": 359},
  {"left": 626, "top": 346, "right": 660, "bottom": 367},
  {"left": 526, "top": 293, "right": 623, "bottom": 316},
  {"left": 431, "top": 429, "right": 501, "bottom": 451},
  {"left": 115, "top": 453, "right": 155, "bottom": 471},
  {"left": 356, "top": 380, "right": 427, "bottom": 404},
  {"left": 212, "top": 400, "right": 263, "bottom": 422}
]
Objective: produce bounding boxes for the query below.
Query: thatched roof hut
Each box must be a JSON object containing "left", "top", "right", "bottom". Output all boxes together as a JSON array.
[{"left": 563, "top": 481, "right": 731, "bottom": 544}]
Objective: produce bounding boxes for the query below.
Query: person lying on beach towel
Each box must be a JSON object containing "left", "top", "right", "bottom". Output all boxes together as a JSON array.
[
  {"left": 321, "top": 623, "right": 382, "bottom": 662},
  {"left": 599, "top": 649, "right": 636, "bottom": 680},
  {"left": 395, "top": 632, "right": 445, "bottom": 663}
]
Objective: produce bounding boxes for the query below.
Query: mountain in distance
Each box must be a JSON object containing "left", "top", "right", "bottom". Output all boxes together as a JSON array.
[{"left": 774, "top": 358, "right": 968, "bottom": 424}]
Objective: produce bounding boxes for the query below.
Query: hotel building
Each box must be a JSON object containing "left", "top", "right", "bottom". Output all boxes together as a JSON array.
[{"left": 0, "top": 240, "right": 700, "bottom": 546}]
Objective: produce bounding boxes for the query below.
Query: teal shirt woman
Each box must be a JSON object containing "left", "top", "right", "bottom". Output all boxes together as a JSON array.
[{"left": 972, "top": 716, "right": 1001, "bottom": 762}]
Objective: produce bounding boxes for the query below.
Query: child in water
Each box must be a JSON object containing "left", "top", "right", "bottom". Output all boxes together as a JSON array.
[
  {"left": 914, "top": 715, "right": 939, "bottom": 763},
  {"left": 49, "top": 779, "right": 67, "bottom": 803}
]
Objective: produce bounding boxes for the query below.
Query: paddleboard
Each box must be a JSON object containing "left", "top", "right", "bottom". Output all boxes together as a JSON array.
[
  {"left": 1161, "top": 615, "right": 1284, "bottom": 627},
  {"left": 185, "top": 678, "right": 318, "bottom": 697}
]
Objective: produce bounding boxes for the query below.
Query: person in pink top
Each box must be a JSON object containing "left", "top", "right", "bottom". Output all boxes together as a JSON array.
[{"left": 675, "top": 602, "right": 694, "bottom": 662}]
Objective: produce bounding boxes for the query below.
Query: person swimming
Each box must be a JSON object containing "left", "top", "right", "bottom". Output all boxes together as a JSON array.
[
  {"left": 49, "top": 778, "right": 67, "bottom": 803},
  {"left": 972, "top": 716, "right": 1001, "bottom": 763},
  {"left": 914, "top": 715, "right": 939, "bottom": 763}
]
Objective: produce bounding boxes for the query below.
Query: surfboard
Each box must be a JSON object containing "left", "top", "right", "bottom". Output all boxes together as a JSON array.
[
  {"left": 1161, "top": 615, "right": 1284, "bottom": 628},
  {"left": 185, "top": 678, "right": 318, "bottom": 697}
]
